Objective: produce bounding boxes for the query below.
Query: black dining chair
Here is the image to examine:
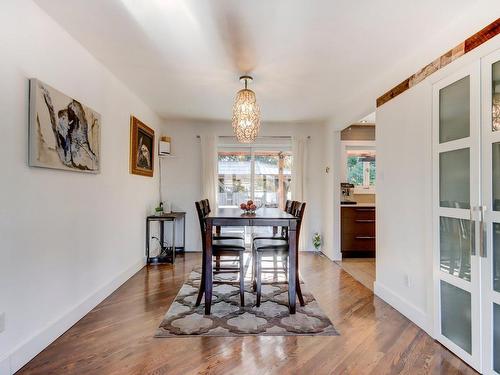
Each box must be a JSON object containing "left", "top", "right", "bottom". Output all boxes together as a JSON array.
[
  {"left": 252, "top": 201, "right": 306, "bottom": 307},
  {"left": 194, "top": 200, "right": 246, "bottom": 308},
  {"left": 251, "top": 200, "right": 295, "bottom": 286},
  {"left": 201, "top": 199, "right": 244, "bottom": 270},
  {"left": 252, "top": 200, "right": 294, "bottom": 241}
]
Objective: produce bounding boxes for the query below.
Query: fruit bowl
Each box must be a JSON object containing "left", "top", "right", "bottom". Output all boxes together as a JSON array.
[{"left": 240, "top": 200, "right": 257, "bottom": 214}]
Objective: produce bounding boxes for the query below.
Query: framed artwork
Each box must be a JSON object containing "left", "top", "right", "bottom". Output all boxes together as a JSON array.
[
  {"left": 29, "top": 79, "right": 101, "bottom": 173},
  {"left": 130, "top": 115, "right": 154, "bottom": 177}
]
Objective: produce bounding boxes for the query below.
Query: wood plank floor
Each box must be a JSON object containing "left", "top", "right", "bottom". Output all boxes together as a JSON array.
[
  {"left": 17, "top": 253, "right": 476, "bottom": 375},
  {"left": 335, "top": 258, "right": 376, "bottom": 291}
]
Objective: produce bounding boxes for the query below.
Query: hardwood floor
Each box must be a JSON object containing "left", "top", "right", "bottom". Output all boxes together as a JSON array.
[
  {"left": 335, "top": 258, "right": 376, "bottom": 291},
  {"left": 18, "top": 253, "right": 476, "bottom": 375}
]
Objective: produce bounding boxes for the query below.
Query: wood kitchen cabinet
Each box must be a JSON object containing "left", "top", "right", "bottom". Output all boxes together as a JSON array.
[{"left": 341, "top": 206, "right": 376, "bottom": 257}]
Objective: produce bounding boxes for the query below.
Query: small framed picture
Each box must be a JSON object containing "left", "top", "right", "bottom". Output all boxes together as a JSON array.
[{"left": 130, "top": 115, "right": 154, "bottom": 177}]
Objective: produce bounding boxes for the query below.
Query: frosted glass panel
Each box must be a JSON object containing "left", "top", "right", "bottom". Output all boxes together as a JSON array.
[
  {"left": 493, "top": 61, "right": 500, "bottom": 132},
  {"left": 495, "top": 303, "right": 500, "bottom": 373},
  {"left": 440, "top": 149, "right": 470, "bottom": 209},
  {"left": 440, "top": 217, "right": 472, "bottom": 281},
  {"left": 441, "top": 281, "right": 472, "bottom": 354},
  {"left": 494, "top": 143, "right": 500, "bottom": 212},
  {"left": 439, "top": 76, "right": 470, "bottom": 143},
  {"left": 494, "top": 223, "right": 500, "bottom": 293}
]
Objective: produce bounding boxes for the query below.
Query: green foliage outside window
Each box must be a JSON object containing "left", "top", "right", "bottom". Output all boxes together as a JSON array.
[{"left": 347, "top": 155, "right": 375, "bottom": 187}]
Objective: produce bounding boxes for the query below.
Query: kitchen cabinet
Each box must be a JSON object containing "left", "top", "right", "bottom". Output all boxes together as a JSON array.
[{"left": 341, "top": 205, "right": 375, "bottom": 257}]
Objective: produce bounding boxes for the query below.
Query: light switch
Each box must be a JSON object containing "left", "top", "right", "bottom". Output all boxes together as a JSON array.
[{"left": 0, "top": 312, "right": 5, "bottom": 333}]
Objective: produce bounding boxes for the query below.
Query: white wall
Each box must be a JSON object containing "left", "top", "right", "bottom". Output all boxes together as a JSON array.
[
  {"left": 375, "top": 34, "right": 500, "bottom": 334},
  {"left": 159, "top": 120, "right": 328, "bottom": 253},
  {"left": 0, "top": 1, "right": 161, "bottom": 373}
]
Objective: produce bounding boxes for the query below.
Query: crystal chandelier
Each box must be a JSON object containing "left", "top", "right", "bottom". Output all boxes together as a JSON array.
[{"left": 232, "top": 75, "right": 261, "bottom": 143}]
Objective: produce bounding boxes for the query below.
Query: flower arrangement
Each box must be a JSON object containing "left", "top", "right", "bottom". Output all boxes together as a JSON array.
[
  {"left": 240, "top": 200, "right": 257, "bottom": 214},
  {"left": 313, "top": 233, "right": 322, "bottom": 251}
]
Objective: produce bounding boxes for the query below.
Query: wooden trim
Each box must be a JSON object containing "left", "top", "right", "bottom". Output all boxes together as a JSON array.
[
  {"left": 377, "top": 18, "right": 500, "bottom": 107},
  {"left": 130, "top": 115, "right": 155, "bottom": 177}
]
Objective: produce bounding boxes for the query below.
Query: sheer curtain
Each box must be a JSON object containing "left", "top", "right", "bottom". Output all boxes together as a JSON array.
[
  {"left": 291, "top": 136, "right": 309, "bottom": 250},
  {"left": 200, "top": 135, "right": 218, "bottom": 206}
]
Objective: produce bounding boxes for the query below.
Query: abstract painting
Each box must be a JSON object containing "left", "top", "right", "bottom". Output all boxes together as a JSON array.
[
  {"left": 130, "top": 115, "right": 154, "bottom": 177},
  {"left": 29, "top": 79, "right": 101, "bottom": 173}
]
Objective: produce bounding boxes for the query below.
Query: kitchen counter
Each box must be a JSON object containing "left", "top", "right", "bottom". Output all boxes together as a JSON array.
[{"left": 341, "top": 203, "right": 376, "bottom": 207}]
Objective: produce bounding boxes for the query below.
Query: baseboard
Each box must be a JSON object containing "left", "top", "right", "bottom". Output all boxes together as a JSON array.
[
  {"left": 0, "top": 354, "right": 10, "bottom": 375},
  {"left": 6, "top": 259, "right": 145, "bottom": 375},
  {"left": 374, "top": 281, "right": 431, "bottom": 335}
]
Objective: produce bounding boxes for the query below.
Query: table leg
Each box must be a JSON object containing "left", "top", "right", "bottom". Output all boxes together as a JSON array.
[
  {"left": 183, "top": 215, "right": 186, "bottom": 250},
  {"left": 160, "top": 220, "right": 165, "bottom": 257},
  {"left": 288, "top": 226, "right": 297, "bottom": 314},
  {"left": 146, "top": 219, "right": 150, "bottom": 263},
  {"left": 172, "top": 219, "right": 176, "bottom": 264},
  {"left": 204, "top": 220, "right": 213, "bottom": 315}
]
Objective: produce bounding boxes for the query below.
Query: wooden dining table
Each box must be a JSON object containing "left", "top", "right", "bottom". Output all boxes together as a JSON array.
[{"left": 203, "top": 207, "right": 300, "bottom": 315}]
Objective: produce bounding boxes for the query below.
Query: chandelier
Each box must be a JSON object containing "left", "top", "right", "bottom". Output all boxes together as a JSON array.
[{"left": 232, "top": 75, "right": 261, "bottom": 143}]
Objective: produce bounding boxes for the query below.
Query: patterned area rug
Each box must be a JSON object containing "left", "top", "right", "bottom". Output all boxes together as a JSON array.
[{"left": 155, "top": 264, "right": 338, "bottom": 337}]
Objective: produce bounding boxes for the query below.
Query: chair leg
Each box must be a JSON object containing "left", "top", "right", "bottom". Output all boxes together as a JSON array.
[
  {"left": 252, "top": 244, "right": 257, "bottom": 291},
  {"left": 239, "top": 252, "right": 245, "bottom": 307},
  {"left": 195, "top": 255, "right": 206, "bottom": 306},
  {"left": 256, "top": 253, "right": 262, "bottom": 307},
  {"left": 215, "top": 255, "right": 220, "bottom": 271},
  {"left": 296, "top": 276, "right": 305, "bottom": 306},
  {"left": 273, "top": 253, "right": 278, "bottom": 282}
]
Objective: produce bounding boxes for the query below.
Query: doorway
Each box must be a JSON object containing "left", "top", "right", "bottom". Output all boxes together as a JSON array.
[{"left": 335, "top": 116, "right": 377, "bottom": 290}]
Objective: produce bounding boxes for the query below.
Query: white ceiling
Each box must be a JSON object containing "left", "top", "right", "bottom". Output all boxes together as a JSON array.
[{"left": 35, "top": 0, "right": 499, "bottom": 128}]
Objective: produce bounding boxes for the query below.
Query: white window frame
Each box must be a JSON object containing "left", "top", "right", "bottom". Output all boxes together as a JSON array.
[
  {"left": 217, "top": 138, "right": 292, "bottom": 208},
  {"left": 340, "top": 140, "right": 376, "bottom": 194}
]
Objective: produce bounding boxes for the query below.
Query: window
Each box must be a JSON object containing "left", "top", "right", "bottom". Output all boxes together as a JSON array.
[
  {"left": 341, "top": 141, "right": 376, "bottom": 194},
  {"left": 217, "top": 148, "right": 292, "bottom": 208},
  {"left": 347, "top": 150, "right": 375, "bottom": 187},
  {"left": 217, "top": 152, "right": 251, "bottom": 207}
]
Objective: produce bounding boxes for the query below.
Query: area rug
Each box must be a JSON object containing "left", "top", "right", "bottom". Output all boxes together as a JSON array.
[{"left": 155, "top": 264, "right": 338, "bottom": 337}]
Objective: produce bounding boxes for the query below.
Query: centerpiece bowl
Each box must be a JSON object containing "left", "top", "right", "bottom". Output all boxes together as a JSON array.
[{"left": 240, "top": 200, "right": 257, "bottom": 214}]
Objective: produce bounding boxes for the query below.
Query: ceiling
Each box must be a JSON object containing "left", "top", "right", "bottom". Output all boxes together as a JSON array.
[{"left": 35, "top": 0, "right": 499, "bottom": 128}]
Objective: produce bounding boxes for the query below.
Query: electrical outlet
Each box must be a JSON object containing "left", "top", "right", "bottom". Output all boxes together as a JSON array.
[
  {"left": 404, "top": 274, "right": 411, "bottom": 288},
  {"left": 0, "top": 312, "right": 5, "bottom": 333}
]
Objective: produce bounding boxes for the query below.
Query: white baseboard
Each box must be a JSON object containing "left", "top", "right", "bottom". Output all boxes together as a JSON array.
[
  {"left": 6, "top": 259, "right": 145, "bottom": 375},
  {"left": 374, "top": 281, "right": 431, "bottom": 335},
  {"left": 0, "top": 354, "right": 10, "bottom": 375}
]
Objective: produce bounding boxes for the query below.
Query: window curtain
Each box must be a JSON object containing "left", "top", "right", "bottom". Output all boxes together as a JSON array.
[
  {"left": 200, "top": 135, "right": 218, "bottom": 207},
  {"left": 291, "top": 136, "right": 309, "bottom": 251}
]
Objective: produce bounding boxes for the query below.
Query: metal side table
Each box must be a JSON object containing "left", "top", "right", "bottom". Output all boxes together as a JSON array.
[{"left": 146, "top": 212, "right": 186, "bottom": 264}]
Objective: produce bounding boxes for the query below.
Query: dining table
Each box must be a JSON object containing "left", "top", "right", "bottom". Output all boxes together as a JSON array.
[{"left": 203, "top": 207, "right": 300, "bottom": 315}]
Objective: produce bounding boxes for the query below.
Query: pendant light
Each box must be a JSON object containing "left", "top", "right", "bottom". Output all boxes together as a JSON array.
[{"left": 232, "top": 75, "right": 261, "bottom": 143}]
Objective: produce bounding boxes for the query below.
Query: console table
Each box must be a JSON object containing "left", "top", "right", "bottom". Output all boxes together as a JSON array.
[{"left": 146, "top": 212, "right": 186, "bottom": 264}]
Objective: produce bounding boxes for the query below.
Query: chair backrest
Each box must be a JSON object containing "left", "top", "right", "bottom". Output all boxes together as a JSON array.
[
  {"left": 203, "top": 199, "right": 211, "bottom": 214},
  {"left": 284, "top": 200, "right": 293, "bottom": 213},
  {"left": 291, "top": 201, "right": 306, "bottom": 244},
  {"left": 195, "top": 201, "right": 208, "bottom": 252},
  {"left": 289, "top": 201, "right": 300, "bottom": 215},
  {"left": 200, "top": 199, "right": 211, "bottom": 216}
]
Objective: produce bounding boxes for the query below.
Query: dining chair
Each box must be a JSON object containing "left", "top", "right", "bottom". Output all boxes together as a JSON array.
[
  {"left": 202, "top": 199, "right": 244, "bottom": 270},
  {"left": 252, "top": 199, "right": 294, "bottom": 241},
  {"left": 194, "top": 200, "right": 246, "bottom": 307},
  {"left": 251, "top": 200, "right": 296, "bottom": 286},
  {"left": 252, "top": 201, "right": 306, "bottom": 307}
]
